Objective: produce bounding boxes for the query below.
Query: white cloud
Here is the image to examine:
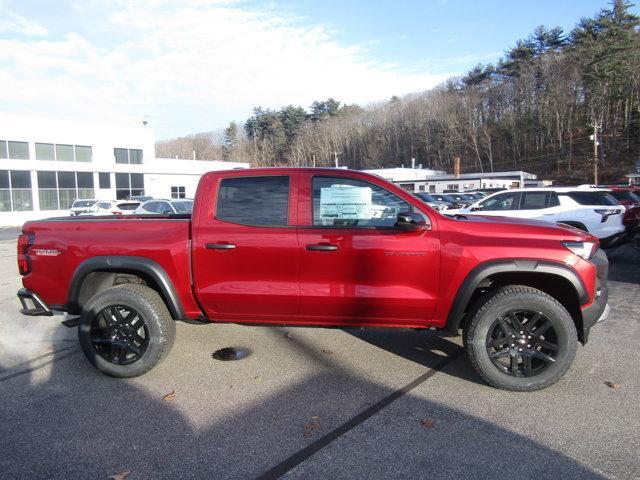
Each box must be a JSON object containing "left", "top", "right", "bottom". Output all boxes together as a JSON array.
[{"left": 0, "top": 0, "right": 454, "bottom": 137}]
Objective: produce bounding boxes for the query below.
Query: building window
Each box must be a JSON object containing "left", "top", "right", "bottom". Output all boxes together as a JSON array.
[
  {"left": 446, "top": 184, "right": 459, "bottom": 192},
  {"left": 115, "top": 173, "right": 144, "bottom": 199},
  {"left": 428, "top": 185, "right": 436, "bottom": 193},
  {"left": 418, "top": 185, "right": 425, "bottom": 191},
  {"left": 37, "top": 171, "right": 95, "bottom": 210},
  {"left": 34, "top": 143, "right": 93, "bottom": 162},
  {"left": 171, "top": 186, "right": 186, "bottom": 199},
  {"left": 35, "top": 143, "right": 55, "bottom": 160},
  {"left": 114, "top": 148, "right": 143, "bottom": 164},
  {"left": 99, "top": 172, "right": 111, "bottom": 189},
  {"left": 8, "top": 141, "right": 30, "bottom": 160},
  {"left": 0, "top": 170, "right": 33, "bottom": 211},
  {"left": 75, "top": 145, "right": 92, "bottom": 162},
  {"left": 55, "top": 144, "right": 75, "bottom": 162},
  {"left": 0, "top": 141, "right": 7, "bottom": 159}
]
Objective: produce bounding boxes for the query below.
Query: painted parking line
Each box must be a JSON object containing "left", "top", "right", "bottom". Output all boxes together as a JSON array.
[{"left": 256, "top": 348, "right": 465, "bottom": 480}]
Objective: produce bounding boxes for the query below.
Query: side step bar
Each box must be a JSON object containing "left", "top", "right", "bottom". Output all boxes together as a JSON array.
[{"left": 17, "top": 288, "right": 53, "bottom": 316}]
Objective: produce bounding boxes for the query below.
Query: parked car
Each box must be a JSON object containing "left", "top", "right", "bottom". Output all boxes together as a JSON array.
[
  {"left": 69, "top": 199, "right": 96, "bottom": 216},
  {"left": 413, "top": 192, "right": 451, "bottom": 211},
  {"left": 86, "top": 200, "right": 141, "bottom": 216},
  {"left": 454, "top": 188, "right": 626, "bottom": 246},
  {"left": 436, "top": 193, "right": 474, "bottom": 209},
  {"left": 463, "top": 191, "right": 486, "bottom": 200},
  {"left": 17, "top": 168, "right": 609, "bottom": 391},
  {"left": 134, "top": 199, "right": 194, "bottom": 215}
]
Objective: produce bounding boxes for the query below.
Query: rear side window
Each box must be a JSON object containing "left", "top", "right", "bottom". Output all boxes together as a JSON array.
[
  {"left": 217, "top": 176, "right": 289, "bottom": 226},
  {"left": 477, "top": 192, "right": 519, "bottom": 211},
  {"left": 520, "top": 192, "right": 549, "bottom": 210},
  {"left": 564, "top": 191, "right": 618, "bottom": 206}
]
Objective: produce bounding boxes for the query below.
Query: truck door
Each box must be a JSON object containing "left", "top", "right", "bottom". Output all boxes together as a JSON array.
[
  {"left": 192, "top": 172, "right": 300, "bottom": 322},
  {"left": 296, "top": 172, "right": 440, "bottom": 327}
]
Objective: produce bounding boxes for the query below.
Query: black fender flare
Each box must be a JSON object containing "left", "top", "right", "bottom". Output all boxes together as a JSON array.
[
  {"left": 66, "top": 256, "right": 185, "bottom": 319},
  {"left": 445, "top": 259, "right": 588, "bottom": 334}
]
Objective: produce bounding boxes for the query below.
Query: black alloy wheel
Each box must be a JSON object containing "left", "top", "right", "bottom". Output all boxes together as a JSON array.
[
  {"left": 485, "top": 310, "right": 558, "bottom": 377},
  {"left": 90, "top": 304, "right": 149, "bottom": 366}
]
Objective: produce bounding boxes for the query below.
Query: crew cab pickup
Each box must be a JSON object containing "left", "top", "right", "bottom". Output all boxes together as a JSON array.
[{"left": 17, "top": 169, "right": 609, "bottom": 391}]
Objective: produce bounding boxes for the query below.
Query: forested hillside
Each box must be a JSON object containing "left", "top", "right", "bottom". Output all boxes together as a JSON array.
[{"left": 156, "top": 0, "right": 640, "bottom": 183}]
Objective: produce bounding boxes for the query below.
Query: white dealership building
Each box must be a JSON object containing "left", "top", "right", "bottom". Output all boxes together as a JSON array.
[{"left": 0, "top": 114, "right": 248, "bottom": 225}]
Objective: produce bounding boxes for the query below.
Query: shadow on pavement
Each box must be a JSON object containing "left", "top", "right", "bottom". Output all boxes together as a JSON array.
[
  {"left": 0, "top": 324, "right": 604, "bottom": 480},
  {"left": 605, "top": 243, "right": 640, "bottom": 285},
  {"left": 343, "top": 327, "right": 485, "bottom": 386}
]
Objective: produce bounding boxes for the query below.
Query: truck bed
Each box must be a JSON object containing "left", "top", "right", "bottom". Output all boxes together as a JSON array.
[{"left": 21, "top": 216, "right": 201, "bottom": 318}]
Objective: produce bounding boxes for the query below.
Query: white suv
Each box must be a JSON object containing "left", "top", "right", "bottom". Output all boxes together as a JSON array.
[{"left": 454, "top": 188, "right": 626, "bottom": 246}]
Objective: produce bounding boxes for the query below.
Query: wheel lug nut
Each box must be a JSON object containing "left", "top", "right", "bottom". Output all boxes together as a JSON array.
[
  {"left": 511, "top": 335, "right": 515, "bottom": 338},
  {"left": 527, "top": 335, "right": 531, "bottom": 339},
  {"left": 518, "top": 348, "right": 523, "bottom": 351},
  {"left": 519, "top": 331, "right": 523, "bottom": 334},
  {"left": 511, "top": 344, "right": 515, "bottom": 347},
  {"left": 527, "top": 344, "right": 531, "bottom": 348}
]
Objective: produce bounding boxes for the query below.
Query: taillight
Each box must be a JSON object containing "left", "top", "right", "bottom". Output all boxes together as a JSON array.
[
  {"left": 17, "top": 233, "right": 34, "bottom": 275},
  {"left": 594, "top": 208, "right": 620, "bottom": 223}
]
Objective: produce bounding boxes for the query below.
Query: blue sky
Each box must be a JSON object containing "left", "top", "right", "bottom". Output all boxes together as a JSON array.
[
  {"left": 282, "top": 0, "right": 624, "bottom": 74},
  {"left": 0, "top": 0, "right": 633, "bottom": 139}
]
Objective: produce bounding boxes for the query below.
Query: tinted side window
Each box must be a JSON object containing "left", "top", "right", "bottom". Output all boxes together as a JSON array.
[
  {"left": 312, "top": 176, "right": 411, "bottom": 228},
  {"left": 520, "top": 192, "right": 549, "bottom": 210},
  {"left": 478, "top": 192, "right": 519, "bottom": 211},
  {"left": 549, "top": 192, "right": 560, "bottom": 207},
  {"left": 565, "top": 191, "right": 618, "bottom": 206},
  {"left": 217, "top": 176, "right": 289, "bottom": 227},
  {"left": 142, "top": 201, "right": 156, "bottom": 212}
]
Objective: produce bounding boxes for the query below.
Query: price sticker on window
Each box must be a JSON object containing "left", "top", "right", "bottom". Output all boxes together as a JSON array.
[{"left": 319, "top": 185, "right": 373, "bottom": 225}]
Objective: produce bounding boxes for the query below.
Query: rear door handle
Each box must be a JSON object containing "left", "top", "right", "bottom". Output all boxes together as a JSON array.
[
  {"left": 205, "top": 242, "right": 236, "bottom": 250},
  {"left": 306, "top": 243, "right": 338, "bottom": 251}
]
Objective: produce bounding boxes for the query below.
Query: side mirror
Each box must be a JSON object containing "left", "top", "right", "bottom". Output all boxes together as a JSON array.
[
  {"left": 395, "top": 212, "right": 430, "bottom": 232},
  {"left": 471, "top": 205, "right": 481, "bottom": 211}
]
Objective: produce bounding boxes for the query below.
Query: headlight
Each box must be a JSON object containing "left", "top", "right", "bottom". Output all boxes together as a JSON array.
[{"left": 561, "top": 241, "right": 598, "bottom": 260}]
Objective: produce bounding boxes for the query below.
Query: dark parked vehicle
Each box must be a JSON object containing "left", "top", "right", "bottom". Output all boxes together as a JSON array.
[{"left": 413, "top": 192, "right": 451, "bottom": 211}]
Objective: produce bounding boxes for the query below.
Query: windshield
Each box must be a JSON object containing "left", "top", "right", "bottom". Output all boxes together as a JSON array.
[
  {"left": 117, "top": 202, "right": 140, "bottom": 211},
  {"left": 72, "top": 200, "right": 96, "bottom": 208},
  {"left": 172, "top": 201, "right": 193, "bottom": 213}
]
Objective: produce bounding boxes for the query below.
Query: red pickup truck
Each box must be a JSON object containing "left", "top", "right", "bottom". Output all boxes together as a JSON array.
[{"left": 17, "top": 168, "right": 609, "bottom": 391}]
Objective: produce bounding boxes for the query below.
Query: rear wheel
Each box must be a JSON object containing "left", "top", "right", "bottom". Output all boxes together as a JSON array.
[
  {"left": 464, "top": 285, "right": 577, "bottom": 391},
  {"left": 78, "top": 284, "right": 175, "bottom": 377}
]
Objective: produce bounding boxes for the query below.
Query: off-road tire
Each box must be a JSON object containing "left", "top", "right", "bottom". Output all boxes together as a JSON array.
[
  {"left": 464, "top": 285, "right": 577, "bottom": 391},
  {"left": 78, "top": 284, "right": 176, "bottom": 377}
]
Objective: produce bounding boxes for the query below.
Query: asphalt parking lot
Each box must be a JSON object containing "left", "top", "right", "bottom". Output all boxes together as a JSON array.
[{"left": 1, "top": 237, "right": 639, "bottom": 480}]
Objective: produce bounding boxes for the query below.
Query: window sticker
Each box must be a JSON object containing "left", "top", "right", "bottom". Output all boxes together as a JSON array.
[{"left": 319, "top": 185, "right": 373, "bottom": 225}]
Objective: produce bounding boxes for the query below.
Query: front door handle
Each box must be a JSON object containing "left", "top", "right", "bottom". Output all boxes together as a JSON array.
[
  {"left": 205, "top": 242, "right": 236, "bottom": 250},
  {"left": 306, "top": 243, "right": 338, "bottom": 251}
]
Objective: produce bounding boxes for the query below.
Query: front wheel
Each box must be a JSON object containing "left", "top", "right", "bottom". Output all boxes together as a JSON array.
[
  {"left": 78, "top": 284, "right": 175, "bottom": 377},
  {"left": 464, "top": 285, "right": 577, "bottom": 391}
]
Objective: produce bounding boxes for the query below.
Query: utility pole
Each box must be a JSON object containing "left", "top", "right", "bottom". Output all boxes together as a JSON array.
[{"left": 592, "top": 122, "right": 599, "bottom": 185}]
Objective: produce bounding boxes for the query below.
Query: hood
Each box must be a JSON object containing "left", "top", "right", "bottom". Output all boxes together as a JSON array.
[{"left": 446, "top": 213, "right": 596, "bottom": 242}]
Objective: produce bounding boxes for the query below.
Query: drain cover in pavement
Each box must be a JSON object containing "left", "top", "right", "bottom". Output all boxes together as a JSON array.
[{"left": 211, "top": 347, "right": 251, "bottom": 361}]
